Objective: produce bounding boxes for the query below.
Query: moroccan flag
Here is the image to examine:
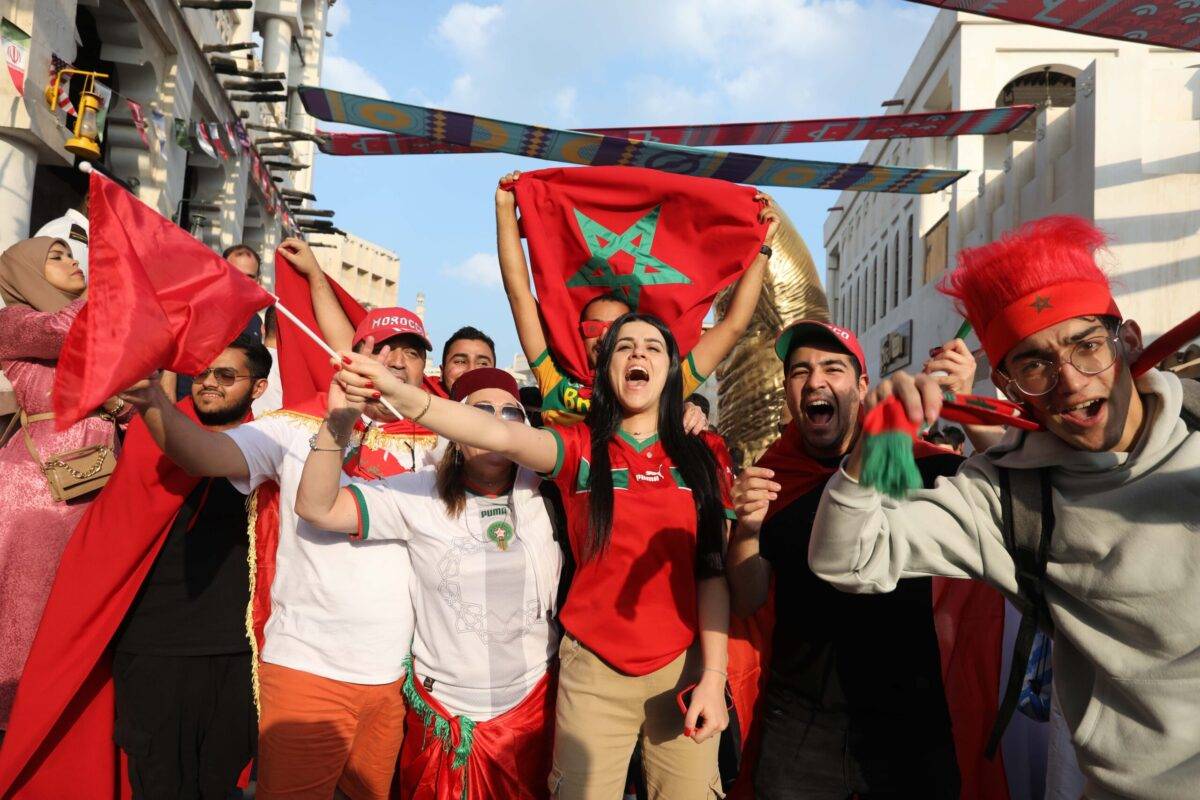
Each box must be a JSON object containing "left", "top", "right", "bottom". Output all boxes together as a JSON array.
[
  {"left": 513, "top": 166, "right": 767, "bottom": 382},
  {"left": 53, "top": 170, "right": 273, "bottom": 428},
  {"left": 2, "top": 18, "right": 29, "bottom": 96}
]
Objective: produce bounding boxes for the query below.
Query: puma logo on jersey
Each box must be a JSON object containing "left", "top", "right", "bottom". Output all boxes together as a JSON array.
[{"left": 635, "top": 465, "right": 664, "bottom": 483}]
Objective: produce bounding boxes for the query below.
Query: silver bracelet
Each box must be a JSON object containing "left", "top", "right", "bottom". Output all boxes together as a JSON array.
[{"left": 702, "top": 667, "right": 728, "bottom": 679}]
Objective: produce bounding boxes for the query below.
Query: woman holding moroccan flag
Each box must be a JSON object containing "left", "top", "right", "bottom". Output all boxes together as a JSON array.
[
  {"left": 319, "top": 312, "right": 736, "bottom": 799},
  {"left": 0, "top": 237, "right": 132, "bottom": 732}
]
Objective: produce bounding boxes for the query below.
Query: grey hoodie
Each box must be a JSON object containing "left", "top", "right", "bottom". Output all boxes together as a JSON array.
[{"left": 809, "top": 370, "right": 1200, "bottom": 800}]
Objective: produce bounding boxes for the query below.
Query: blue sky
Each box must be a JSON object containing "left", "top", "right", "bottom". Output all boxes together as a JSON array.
[{"left": 311, "top": 0, "right": 939, "bottom": 368}]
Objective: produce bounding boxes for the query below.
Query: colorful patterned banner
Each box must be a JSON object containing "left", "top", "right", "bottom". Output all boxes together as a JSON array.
[
  {"left": 317, "top": 105, "right": 1035, "bottom": 157},
  {"left": 907, "top": 1, "right": 1200, "bottom": 52},
  {"left": 585, "top": 105, "right": 1035, "bottom": 145},
  {"left": 298, "top": 86, "right": 967, "bottom": 194}
]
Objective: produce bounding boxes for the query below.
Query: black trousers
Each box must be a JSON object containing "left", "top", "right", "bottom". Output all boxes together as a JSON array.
[
  {"left": 753, "top": 685, "right": 960, "bottom": 800},
  {"left": 112, "top": 652, "right": 257, "bottom": 800}
]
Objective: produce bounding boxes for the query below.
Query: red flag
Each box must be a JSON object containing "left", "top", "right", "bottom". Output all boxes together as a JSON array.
[
  {"left": 272, "top": 252, "right": 366, "bottom": 408},
  {"left": 53, "top": 170, "right": 273, "bottom": 428},
  {"left": 512, "top": 166, "right": 766, "bottom": 382},
  {"left": 0, "top": 402, "right": 212, "bottom": 799},
  {"left": 206, "top": 122, "right": 230, "bottom": 159}
]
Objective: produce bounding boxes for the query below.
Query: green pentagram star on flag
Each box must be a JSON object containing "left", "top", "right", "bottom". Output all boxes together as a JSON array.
[{"left": 566, "top": 205, "right": 692, "bottom": 308}]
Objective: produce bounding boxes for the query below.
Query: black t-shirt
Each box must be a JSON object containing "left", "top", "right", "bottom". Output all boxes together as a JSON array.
[
  {"left": 760, "top": 452, "right": 962, "bottom": 737},
  {"left": 114, "top": 478, "right": 251, "bottom": 655}
]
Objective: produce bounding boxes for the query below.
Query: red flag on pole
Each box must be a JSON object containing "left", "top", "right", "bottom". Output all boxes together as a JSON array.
[
  {"left": 53, "top": 170, "right": 273, "bottom": 428},
  {"left": 512, "top": 166, "right": 766, "bottom": 382},
  {"left": 272, "top": 252, "right": 366, "bottom": 409}
]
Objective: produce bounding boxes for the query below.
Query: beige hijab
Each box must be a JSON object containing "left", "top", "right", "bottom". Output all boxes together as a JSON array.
[{"left": 0, "top": 236, "right": 81, "bottom": 312}]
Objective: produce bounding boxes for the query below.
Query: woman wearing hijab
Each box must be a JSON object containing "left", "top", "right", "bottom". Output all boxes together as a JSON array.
[{"left": 0, "top": 237, "right": 132, "bottom": 730}]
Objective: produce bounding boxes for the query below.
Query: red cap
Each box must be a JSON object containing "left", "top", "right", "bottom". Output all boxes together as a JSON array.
[
  {"left": 775, "top": 320, "right": 867, "bottom": 376},
  {"left": 352, "top": 307, "right": 432, "bottom": 351},
  {"left": 449, "top": 367, "right": 520, "bottom": 402}
]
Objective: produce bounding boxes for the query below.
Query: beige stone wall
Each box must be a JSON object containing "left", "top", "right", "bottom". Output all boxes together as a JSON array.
[
  {"left": 822, "top": 11, "right": 1200, "bottom": 384},
  {"left": 313, "top": 231, "right": 401, "bottom": 311}
]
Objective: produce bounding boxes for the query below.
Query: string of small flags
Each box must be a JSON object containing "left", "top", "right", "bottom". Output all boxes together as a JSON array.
[{"left": 3, "top": 18, "right": 300, "bottom": 233}]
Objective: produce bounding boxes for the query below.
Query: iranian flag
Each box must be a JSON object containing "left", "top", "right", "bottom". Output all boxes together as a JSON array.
[
  {"left": 1, "top": 18, "right": 29, "bottom": 96},
  {"left": 513, "top": 166, "right": 767, "bottom": 382}
]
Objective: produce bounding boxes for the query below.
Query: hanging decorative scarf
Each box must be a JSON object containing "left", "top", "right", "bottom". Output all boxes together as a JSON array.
[{"left": 298, "top": 86, "right": 966, "bottom": 195}]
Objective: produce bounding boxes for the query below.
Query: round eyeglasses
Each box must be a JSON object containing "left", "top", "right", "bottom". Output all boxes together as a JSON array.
[{"left": 1004, "top": 335, "right": 1122, "bottom": 397}]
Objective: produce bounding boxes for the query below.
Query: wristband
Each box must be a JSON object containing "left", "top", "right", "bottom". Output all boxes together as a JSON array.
[{"left": 759, "top": 244, "right": 773, "bottom": 258}]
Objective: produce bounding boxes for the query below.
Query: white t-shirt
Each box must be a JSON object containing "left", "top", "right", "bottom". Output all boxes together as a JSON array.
[
  {"left": 35, "top": 209, "right": 89, "bottom": 276},
  {"left": 226, "top": 412, "right": 434, "bottom": 683},
  {"left": 349, "top": 467, "right": 562, "bottom": 721},
  {"left": 251, "top": 346, "right": 283, "bottom": 418}
]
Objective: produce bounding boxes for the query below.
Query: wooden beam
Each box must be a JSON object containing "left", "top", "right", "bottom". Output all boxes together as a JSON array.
[
  {"left": 222, "top": 79, "right": 285, "bottom": 92},
  {"left": 202, "top": 42, "right": 257, "bottom": 53},
  {"left": 292, "top": 208, "right": 335, "bottom": 217},
  {"left": 280, "top": 188, "right": 316, "bottom": 200},
  {"left": 264, "top": 161, "right": 309, "bottom": 171},
  {"left": 230, "top": 93, "right": 289, "bottom": 103},
  {"left": 181, "top": 0, "right": 253, "bottom": 9}
]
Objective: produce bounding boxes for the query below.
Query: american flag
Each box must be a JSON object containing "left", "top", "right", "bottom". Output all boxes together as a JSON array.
[{"left": 49, "top": 54, "right": 76, "bottom": 116}]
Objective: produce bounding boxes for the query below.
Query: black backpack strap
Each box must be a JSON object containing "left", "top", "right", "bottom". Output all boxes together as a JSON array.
[{"left": 986, "top": 466, "right": 1055, "bottom": 757}]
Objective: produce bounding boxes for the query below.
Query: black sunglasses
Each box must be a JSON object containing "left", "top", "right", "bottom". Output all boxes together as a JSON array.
[
  {"left": 472, "top": 402, "right": 526, "bottom": 423},
  {"left": 194, "top": 367, "right": 252, "bottom": 386}
]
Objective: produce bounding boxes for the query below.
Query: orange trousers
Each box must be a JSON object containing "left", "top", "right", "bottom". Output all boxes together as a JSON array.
[{"left": 256, "top": 661, "right": 406, "bottom": 800}]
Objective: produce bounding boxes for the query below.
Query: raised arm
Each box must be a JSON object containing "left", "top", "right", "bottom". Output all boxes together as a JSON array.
[
  {"left": 923, "top": 337, "right": 1004, "bottom": 452},
  {"left": 120, "top": 379, "right": 250, "bottom": 479},
  {"left": 294, "top": 404, "right": 361, "bottom": 533},
  {"left": 688, "top": 194, "right": 777, "bottom": 378},
  {"left": 337, "top": 351, "right": 559, "bottom": 474},
  {"left": 277, "top": 237, "right": 355, "bottom": 352},
  {"left": 495, "top": 172, "right": 549, "bottom": 363},
  {"left": 0, "top": 299, "right": 84, "bottom": 361}
]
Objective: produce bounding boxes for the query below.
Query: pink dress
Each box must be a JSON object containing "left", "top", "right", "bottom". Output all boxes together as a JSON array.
[{"left": 0, "top": 299, "right": 128, "bottom": 727}]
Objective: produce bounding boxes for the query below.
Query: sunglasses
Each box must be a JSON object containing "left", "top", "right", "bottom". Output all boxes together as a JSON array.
[
  {"left": 579, "top": 319, "right": 614, "bottom": 340},
  {"left": 472, "top": 402, "right": 527, "bottom": 423},
  {"left": 193, "top": 367, "right": 252, "bottom": 386}
]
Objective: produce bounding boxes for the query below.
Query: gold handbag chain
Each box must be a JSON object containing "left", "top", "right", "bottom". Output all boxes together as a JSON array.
[{"left": 45, "top": 445, "right": 111, "bottom": 480}]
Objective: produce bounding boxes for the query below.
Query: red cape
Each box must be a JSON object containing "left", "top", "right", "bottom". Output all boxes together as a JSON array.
[{"left": 0, "top": 401, "right": 244, "bottom": 800}]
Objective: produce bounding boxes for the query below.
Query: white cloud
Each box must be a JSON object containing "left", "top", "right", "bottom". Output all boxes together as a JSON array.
[
  {"left": 443, "top": 252, "right": 502, "bottom": 288},
  {"left": 321, "top": 54, "right": 391, "bottom": 99},
  {"left": 320, "top": 1, "right": 390, "bottom": 100},
  {"left": 436, "top": 4, "right": 504, "bottom": 58},
  {"left": 326, "top": 1, "right": 350, "bottom": 36},
  {"left": 424, "top": 0, "right": 935, "bottom": 127}
]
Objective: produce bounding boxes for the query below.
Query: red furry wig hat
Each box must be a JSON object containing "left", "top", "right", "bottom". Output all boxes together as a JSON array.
[{"left": 939, "top": 215, "right": 1121, "bottom": 367}]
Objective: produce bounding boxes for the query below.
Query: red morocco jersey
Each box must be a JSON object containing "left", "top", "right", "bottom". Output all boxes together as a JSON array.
[{"left": 544, "top": 423, "right": 735, "bottom": 676}]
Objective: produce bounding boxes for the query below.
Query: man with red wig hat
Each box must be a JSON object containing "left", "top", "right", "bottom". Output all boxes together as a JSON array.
[{"left": 809, "top": 215, "right": 1200, "bottom": 800}]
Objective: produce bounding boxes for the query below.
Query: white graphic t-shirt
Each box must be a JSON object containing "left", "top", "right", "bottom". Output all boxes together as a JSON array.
[{"left": 348, "top": 467, "right": 561, "bottom": 721}]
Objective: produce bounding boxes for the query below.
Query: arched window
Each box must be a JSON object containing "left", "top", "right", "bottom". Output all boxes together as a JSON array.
[{"left": 998, "top": 66, "right": 1078, "bottom": 140}]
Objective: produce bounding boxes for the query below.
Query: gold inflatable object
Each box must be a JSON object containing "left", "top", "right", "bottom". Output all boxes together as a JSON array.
[{"left": 715, "top": 208, "right": 829, "bottom": 466}]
